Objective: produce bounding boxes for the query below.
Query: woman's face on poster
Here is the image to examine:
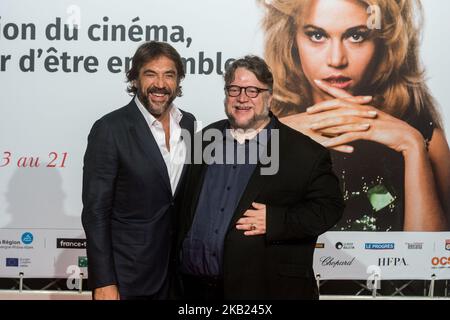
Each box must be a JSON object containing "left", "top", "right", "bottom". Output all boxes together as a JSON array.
[{"left": 295, "top": 0, "right": 376, "bottom": 102}]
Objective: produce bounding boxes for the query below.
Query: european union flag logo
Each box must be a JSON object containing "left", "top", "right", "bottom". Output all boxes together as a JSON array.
[{"left": 6, "top": 258, "right": 19, "bottom": 267}]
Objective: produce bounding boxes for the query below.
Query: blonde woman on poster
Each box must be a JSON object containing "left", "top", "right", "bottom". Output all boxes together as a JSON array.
[{"left": 260, "top": 0, "right": 450, "bottom": 231}]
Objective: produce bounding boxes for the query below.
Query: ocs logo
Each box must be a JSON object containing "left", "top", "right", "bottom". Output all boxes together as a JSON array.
[
  {"left": 21, "top": 232, "right": 33, "bottom": 245},
  {"left": 431, "top": 257, "right": 450, "bottom": 266}
]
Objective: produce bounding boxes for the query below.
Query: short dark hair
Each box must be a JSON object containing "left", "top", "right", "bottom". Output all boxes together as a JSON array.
[
  {"left": 224, "top": 55, "right": 273, "bottom": 93},
  {"left": 126, "top": 41, "right": 185, "bottom": 96}
]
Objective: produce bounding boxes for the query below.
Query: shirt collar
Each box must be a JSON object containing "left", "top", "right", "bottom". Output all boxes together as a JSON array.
[{"left": 227, "top": 116, "right": 275, "bottom": 146}]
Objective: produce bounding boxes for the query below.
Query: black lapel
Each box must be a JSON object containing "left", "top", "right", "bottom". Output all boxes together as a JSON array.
[
  {"left": 173, "top": 109, "right": 195, "bottom": 198},
  {"left": 227, "top": 163, "right": 265, "bottom": 232},
  {"left": 126, "top": 99, "right": 172, "bottom": 194},
  {"left": 179, "top": 110, "right": 195, "bottom": 134},
  {"left": 227, "top": 116, "right": 281, "bottom": 232},
  {"left": 187, "top": 120, "right": 228, "bottom": 221}
]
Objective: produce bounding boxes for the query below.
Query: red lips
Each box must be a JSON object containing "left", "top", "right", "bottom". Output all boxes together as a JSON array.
[{"left": 322, "top": 75, "right": 353, "bottom": 89}]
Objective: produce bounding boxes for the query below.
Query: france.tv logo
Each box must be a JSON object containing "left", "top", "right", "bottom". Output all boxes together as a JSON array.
[{"left": 21, "top": 232, "right": 33, "bottom": 245}]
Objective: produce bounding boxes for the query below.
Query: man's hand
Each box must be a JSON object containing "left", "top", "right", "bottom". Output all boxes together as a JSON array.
[
  {"left": 93, "top": 284, "right": 120, "bottom": 300},
  {"left": 236, "top": 202, "right": 267, "bottom": 236}
]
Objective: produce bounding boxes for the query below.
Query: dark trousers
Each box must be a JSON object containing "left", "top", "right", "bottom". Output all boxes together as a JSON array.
[
  {"left": 119, "top": 276, "right": 170, "bottom": 300},
  {"left": 181, "top": 273, "right": 224, "bottom": 301}
]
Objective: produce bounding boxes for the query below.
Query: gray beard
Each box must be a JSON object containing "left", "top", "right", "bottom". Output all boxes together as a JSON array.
[{"left": 225, "top": 104, "right": 270, "bottom": 130}]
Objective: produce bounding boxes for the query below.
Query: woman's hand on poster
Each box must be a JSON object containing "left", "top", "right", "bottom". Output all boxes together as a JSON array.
[
  {"left": 281, "top": 85, "right": 377, "bottom": 153},
  {"left": 306, "top": 80, "right": 426, "bottom": 155}
]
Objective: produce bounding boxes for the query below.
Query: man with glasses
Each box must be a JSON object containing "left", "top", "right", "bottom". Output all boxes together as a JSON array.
[{"left": 176, "top": 55, "right": 344, "bottom": 300}]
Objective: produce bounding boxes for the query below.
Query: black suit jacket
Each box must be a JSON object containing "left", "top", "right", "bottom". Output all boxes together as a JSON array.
[
  {"left": 177, "top": 116, "right": 344, "bottom": 300},
  {"left": 81, "top": 98, "right": 195, "bottom": 297}
]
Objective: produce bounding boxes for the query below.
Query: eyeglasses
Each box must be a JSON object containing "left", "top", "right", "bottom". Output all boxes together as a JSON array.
[{"left": 225, "top": 85, "right": 270, "bottom": 98}]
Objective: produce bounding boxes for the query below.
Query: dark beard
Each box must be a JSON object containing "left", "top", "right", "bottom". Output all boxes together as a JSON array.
[{"left": 137, "top": 86, "right": 175, "bottom": 116}]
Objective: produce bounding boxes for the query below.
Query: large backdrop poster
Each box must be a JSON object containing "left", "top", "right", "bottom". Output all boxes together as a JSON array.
[{"left": 1, "top": 0, "right": 449, "bottom": 283}]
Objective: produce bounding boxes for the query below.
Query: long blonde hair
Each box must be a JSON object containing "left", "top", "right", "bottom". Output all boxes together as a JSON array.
[{"left": 260, "top": 0, "right": 442, "bottom": 127}]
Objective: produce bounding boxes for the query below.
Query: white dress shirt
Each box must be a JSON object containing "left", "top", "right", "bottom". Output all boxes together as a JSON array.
[{"left": 135, "top": 96, "right": 187, "bottom": 195}]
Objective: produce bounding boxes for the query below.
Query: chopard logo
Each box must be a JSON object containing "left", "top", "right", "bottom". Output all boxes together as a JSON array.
[{"left": 320, "top": 256, "right": 355, "bottom": 268}]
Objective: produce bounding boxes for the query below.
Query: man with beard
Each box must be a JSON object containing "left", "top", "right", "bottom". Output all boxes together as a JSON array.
[
  {"left": 176, "top": 56, "right": 344, "bottom": 300},
  {"left": 82, "top": 41, "right": 195, "bottom": 300}
]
